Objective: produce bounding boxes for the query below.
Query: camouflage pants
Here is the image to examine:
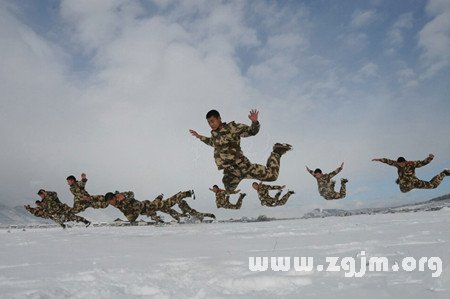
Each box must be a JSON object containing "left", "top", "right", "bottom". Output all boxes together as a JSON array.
[
  {"left": 399, "top": 171, "right": 447, "bottom": 193},
  {"left": 216, "top": 193, "right": 245, "bottom": 209},
  {"left": 223, "top": 152, "right": 281, "bottom": 192},
  {"left": 165, "top": 191, "right": 192, "bottom": 207},
  {"left": 159, "top": 206, "right": 184, "bottom": 221},
  {"left": 178, "top": 200, "right": 216, "bottom": 221},
  {"left": 135, "top": 200, "right": 163, "bottom": 223},
  {"left": 320, "top": 181, "right": 347, "bottom": 200},
  {"left": 52, "top": 208, "right": 89, "bottom": 226},
  {"left": 72, "top": 195, "right": 108, "bottom": 213},
  {"left": 260, "top": 191, "right": 294, "bottom": 207}
]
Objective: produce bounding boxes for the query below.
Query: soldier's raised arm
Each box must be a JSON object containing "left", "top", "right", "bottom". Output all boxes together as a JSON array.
[
  {"left": 233, "top": 109, "right": 260, "bottom": 138},
  {"left": 413, "top": 154, "right": 434, "bottom": 168},
  {"left": 372, "top": 158, "right": 397, "bottom": 166},
  {"left": 306, "top": 166, "right": 314, "bottom": 176},
  {"left": 329, "top": 163, "right": 344, "bottom": 178},
  {"left": 78, "top": 173, "right": 88, "bottom": 188}
]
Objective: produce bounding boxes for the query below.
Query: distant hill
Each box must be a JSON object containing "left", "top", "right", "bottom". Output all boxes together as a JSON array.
[
  {"left": 0, "top": 203, "right": 51, "bottom": 226},
  {"left": 302, "top": 193, "right": 450, "bottom": 219}
]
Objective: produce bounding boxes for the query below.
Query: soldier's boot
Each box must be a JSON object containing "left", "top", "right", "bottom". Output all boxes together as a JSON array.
[
  {"left": 84, "top": 220, "right": 91, "bottom": 228},
  {"left": 273, "top": 143, "right": 293, "bottom": 155},
  {"left": 444, "top": 169, "right": 450, "bottom": 176},
  {"left": 287, "top": 190, "right": 295, "bottom": 195},
  {"left": 200, "top": 213, "right": 216, "bottom": 220},
  {"left": 60, "top": 223, "right": 66, "bottom": 229},
  {"left": 341, "top": 178, "right": 349, "bottom": 184},
  {"left": 190, "top": 190, "right": 196, "bottom": 200}
]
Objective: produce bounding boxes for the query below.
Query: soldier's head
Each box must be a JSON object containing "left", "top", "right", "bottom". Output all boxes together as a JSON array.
[
  {"left": 66, "top": 175, "right": 77, "bottom": 186},
  {"left": 313, "top": 168, "right": 323, "bottom": 178},
  {"left": 397, "top": 157, "right": 406, "bottom": 167},
  {"left": 35, "top": 200, "right": 42, "bottom": 206},
  {"left": 212, "top": 185, "right": 219, "bottom": 192},
  {"left": 37, "top": 189, "right": 46, "bottom": 199},
  {"left": 252, "top": 182, "right": 260, "bottom": 190},
  {"left": 206, "top": 109, "right": 222, "bottom": 131},
  {"left": 105, "top": 192, "right": 117, "bottom": 204}
]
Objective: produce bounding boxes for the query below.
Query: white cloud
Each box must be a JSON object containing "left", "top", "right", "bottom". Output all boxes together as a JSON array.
[
  {"left": 359, "top": 62, "right": 378, "bottom": 77},
  {"left": 418, "top": 0, "right": 450, "bottom": 78},
  {"left": 1, "top": 0, "right": 449, "bottom": 218},
  {"left": 350, "top": 9, "right": 377, "bottom": 28},
  {"left": 397, "top": 67, "right": 418, "bottom": 88},
  {"left": 387, "top": 12, "right": 413, "bottom": 47}
]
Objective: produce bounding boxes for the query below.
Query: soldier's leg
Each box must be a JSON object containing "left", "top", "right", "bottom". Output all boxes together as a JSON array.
[
  {"left": 413, "top": 172, "right": 447, "bottom": 190},
  {"left": 166, "top": 208, "right": 183, "bottom": 222},
  {"left": 165, "top": 191, "right": 193, "bottom": 207},
  {"left": 277, "top": 191, "right": 295, "bottom": 206},
  {"left": 223, "top": 167, "right": 244, "bottom": 193},
  {"left": 323, "top": 190, "right": 343, "bottom": 200},
  {"left": 338, "top": 179, "right": 348, "bottom": 199},
  {"left": 330, "top": 180, "right": 336, "bottom": 191},
  {"left": 244, "top": 151, "right": 282, "bottom": 182},
  {"left": 219, "top": 193, "right": 246, "bottom": 209},
  {"left": 145, "top": 210, "right": 163, "bottom": 224},
  {"left": 71, "top": 201, "right": 88, "bottom": 214},
  {"left": 50, "top": 214, "right": 67, "bottom": 228}
]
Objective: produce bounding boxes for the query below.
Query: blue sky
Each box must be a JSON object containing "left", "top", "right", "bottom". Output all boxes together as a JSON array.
[{"left": 0, "top": 0, "right": 449, "bottom": 219}]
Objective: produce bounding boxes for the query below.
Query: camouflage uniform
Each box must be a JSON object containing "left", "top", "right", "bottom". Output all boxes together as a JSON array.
[
  {"left": 379, "top": 157, "right": 448, "bottom": 193},
  {"left": 199, "top": 121, "right": 286, "bottom": 192},
  {"left": 39, "top": 191, "right": 90, "bottom": 226},
  {"left": 215, "top": 191, "right": 245, "bottom": 209},
  {"left": 308, "top": 167, "right": 347, "bottom": 200},
  {"left": 111, "top": 191, "right": 163, "bottom": 223},
  {"left": 178, "top": 200, "right": 216, "bottom": 222},
  {"left": 153, "top": 191, "right": 194, "bottom": 222},
  {"left": 25, "top": 205, "right": 51, "bottom": 220},
  {"left": 70, "top": 179, "right": 109, "bottom": 213},
  {"left": 256, "top": 183, "right": 294, "bottom": 207}
]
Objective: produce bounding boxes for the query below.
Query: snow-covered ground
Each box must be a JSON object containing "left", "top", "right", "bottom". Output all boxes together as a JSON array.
[{"left": 1, "top": 209, "right": 450, "bottom": 299}]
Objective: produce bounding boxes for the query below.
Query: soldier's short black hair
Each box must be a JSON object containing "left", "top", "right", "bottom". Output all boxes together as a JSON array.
[
  {"left": 213, "top": 185, "right": 219, "bottom": 188},
  {"left": 66, "top": 175, "right": 76, "bottom": 181},
  {"left": 206, "top": 110, "right": 220, "bottom": 119},
  {"left": 397, "top": 157, "right": 406, "bottom": 163},
  {"left": 105, "top": 192, "right": 115, "bottom": 201},
  {"left": 314, "top": 168, "right": 322, "bottom": 174},
  {"left": 37, "top": 189, "right": 45, "bottom": 195},
  {"left": 35, "top": 200, "right": 41, "bottom": 204}
]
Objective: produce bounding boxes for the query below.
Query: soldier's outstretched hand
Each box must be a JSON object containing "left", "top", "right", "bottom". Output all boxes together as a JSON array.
[
  {"left": 81, "top": 173, "right": 87, "bottom": 179},
  {"left": 340, "top": 162, "right": 344, "bottom": 169},
  {"left": 189, "top": 129, "right": 201, "bottom": 139},
  {"left": 248, "top": 109, "right": 259, "bottom": 122},
  {"left": 429, "top": 154, "right": 434, "bottom": 159},
  {"left": 372, "top": 158, "right": 381, "bottom": 162}
]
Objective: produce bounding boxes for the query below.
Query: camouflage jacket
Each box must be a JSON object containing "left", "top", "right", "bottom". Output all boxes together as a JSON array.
[
  {"left": 379, "top": 157, "right": 433, "bottom": 180},
  {"left": 111, "top": 191, "right": 143, "bottom": 222},
  {"left": 25, "top": 205, "right": 50, "bottom": 219},
  {"left": 69, "top": 179, "right": 90, "bottom": 203},
  {"left": 40, "top": 192, "right": 73, "bottom": 216},
  {"left": 200, "top": 121, "right": 260, "bottom": 170},
  {"left": 215, "top": 190, "right": 229, "bottom": 203},
  {"left": 309, "top": 167, "right": 342, "bottom": 196},
  {"left": 256, "top": 183, "right": 283, "bottom": 199}
]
